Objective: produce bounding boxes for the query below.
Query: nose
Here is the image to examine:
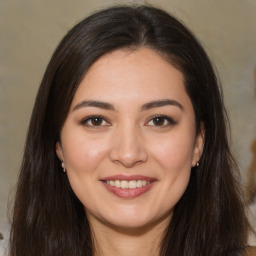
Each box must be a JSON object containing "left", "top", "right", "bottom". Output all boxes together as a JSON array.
[{"left": 109, "top": 124, "right": 148, "bottom": 168}]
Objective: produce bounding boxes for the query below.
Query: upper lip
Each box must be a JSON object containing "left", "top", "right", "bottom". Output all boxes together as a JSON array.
[{"left": 100, "top": 175, "right": 156, "bottom": 182}]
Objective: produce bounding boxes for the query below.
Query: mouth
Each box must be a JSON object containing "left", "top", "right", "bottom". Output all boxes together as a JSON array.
[
  {"left": 100, "top": 175, "right": 156, "bottom": 199},
  {"left": 104, "top": 180, "right": 151, "bottom": 189}
]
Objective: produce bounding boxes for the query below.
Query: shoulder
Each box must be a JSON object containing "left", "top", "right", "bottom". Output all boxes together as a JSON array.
[{"left": 242, "top": 246, "right": 256, "bottom": 256}]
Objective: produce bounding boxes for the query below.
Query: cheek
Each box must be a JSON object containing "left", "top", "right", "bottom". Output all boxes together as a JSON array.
[
  {"left": 151, "top": 134, "right": 195, "bottom": 172},
  {"left": 62, "top": 134, "right": 108, "bottom": 176},
  {"left": 61, "top": 136, "right": 109, "bottom": 208},
  {"left": 151, "top": 136, "right": 193, "bottom": 212}
]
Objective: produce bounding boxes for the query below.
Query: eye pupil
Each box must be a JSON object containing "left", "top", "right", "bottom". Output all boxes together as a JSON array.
[
  {"left": 92, "top": 118, "right": 103, "bottom": 126},
  {"left": 153, "top": 118, "right": 164, "bottom": 126}
]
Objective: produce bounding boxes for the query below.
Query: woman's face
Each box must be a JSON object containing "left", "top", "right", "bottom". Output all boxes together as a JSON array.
[{"left": 56, "top": 48, "right": 204, "bottom": 230}]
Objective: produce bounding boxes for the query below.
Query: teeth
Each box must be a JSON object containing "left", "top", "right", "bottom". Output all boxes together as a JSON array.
[
  {"left": 120, "top": 180, "right": 128, "bottom": 189},
  {"left": 137, "top": 180, "right": 142, "bottom": 188},
  {"left": 105, "top": 180, "right": 151, "bottom": 189},
  {"left": 114, "top": 180, "right": 120, "bottom": 188},
  {"left": 129, "top": 180, "right": 136, "bottom": 189}
]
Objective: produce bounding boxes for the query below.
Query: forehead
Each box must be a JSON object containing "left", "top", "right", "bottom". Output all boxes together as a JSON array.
[{"left": 71, "top": 47, "right": 191, "bottom": 109}]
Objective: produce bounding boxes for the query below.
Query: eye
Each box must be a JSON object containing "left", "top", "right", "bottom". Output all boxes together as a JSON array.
[
  {"left": 80, "top": 115, "right": 110, "bottom": 127},
  {"left": 146, "top": 115, "right": 176, "bottom": 127}
]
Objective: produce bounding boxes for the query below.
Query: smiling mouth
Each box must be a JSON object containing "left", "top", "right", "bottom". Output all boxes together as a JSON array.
[
  {"left": 101, "top": 175, "right": 156, "bottom": 198},
  {"left": 104, "top": 180, "right": 151, "bottom": 189}
]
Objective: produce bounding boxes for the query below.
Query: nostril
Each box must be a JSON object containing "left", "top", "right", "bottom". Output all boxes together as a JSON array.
[{"left": 109, "top": 132, "right": 148, "bottom": 167}]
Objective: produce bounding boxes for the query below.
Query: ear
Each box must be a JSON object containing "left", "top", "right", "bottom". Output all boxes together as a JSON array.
[
  {"left": 192, "top": 123, "right": 205, "bottom": 167},
  {"left": 56, "top": 141, "right": 64, "bottom": 161}
]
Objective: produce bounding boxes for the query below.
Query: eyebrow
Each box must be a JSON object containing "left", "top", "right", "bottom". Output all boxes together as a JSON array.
[
  {"left": 72, "top": 100, "right": 115, "bottom": 111},
  {"left": 72, "top": 99, "right": 184, "bottom": 112},
  {"left": 141, "top": 99, "right": 184, "bottom": 111}
]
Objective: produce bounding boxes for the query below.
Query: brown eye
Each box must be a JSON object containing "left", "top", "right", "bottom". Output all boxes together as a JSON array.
[
  {"left": 147, "top": 115, "right": 176, "bottom": 127},
  {"left": 90, "top": 118, "right": 104, "bottom": 126},
  {"left": 81, "top": 116, "right": 109, "bottom": 127},
  {"left": 152, "top": 117, "right": 165, "bottom": 126}
]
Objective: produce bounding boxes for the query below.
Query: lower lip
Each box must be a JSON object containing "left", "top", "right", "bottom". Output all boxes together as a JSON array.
[{"left": 102, "top": 182, "right": 155, "bottom": 199}]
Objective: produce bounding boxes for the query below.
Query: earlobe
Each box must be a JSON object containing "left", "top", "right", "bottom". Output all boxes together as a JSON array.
[
  {"left": 192, "top": 123, "right": 205, "bottom": 167},
  {"left": 56, "top": 141, "right": 64, "bottom": 161}
]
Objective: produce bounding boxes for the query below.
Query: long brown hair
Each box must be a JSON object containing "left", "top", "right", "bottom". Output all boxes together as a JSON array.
[{"left": 10, "top": 5, "right": 249, "bottom": 256}]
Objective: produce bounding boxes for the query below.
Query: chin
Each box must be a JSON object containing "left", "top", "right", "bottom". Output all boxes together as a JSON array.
[
  {"left": 105, "top": 219, "right": 156, "bottom": 232},
  {"left": 96, "top": 208, "right": 173, "bottom": 232}
]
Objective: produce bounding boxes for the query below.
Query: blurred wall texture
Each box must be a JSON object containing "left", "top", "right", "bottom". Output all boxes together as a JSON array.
[{"left": 0, "top": 0, "right": 256, "bottom": 253}]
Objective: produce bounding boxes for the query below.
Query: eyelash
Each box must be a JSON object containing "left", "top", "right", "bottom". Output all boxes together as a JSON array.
[
  {"left": 80, "top": 115, "right": 176, "bottom": 128},
  {"left": 80, "top": 115, "right": 110, "bottom": 127},
  {"left": 146, "top": 115, "right": 176, "bottom": 127}
]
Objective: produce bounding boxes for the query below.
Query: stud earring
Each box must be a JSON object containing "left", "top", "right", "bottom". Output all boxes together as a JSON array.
[
  {"left": 61, "top": 160, "right": 66, "bottom": 172},
  {"left": 196, "top": 162, "right": 200, "bottom": 167}
]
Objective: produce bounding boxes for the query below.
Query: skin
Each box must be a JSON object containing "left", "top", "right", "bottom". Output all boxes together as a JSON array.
[{"left": 56, "top": 47, "right": 204, "bottom": 256}]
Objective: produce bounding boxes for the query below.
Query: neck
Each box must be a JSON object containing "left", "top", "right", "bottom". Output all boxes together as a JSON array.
[{"left": 88, "top": 215, "right": 171, "bottom": 256}]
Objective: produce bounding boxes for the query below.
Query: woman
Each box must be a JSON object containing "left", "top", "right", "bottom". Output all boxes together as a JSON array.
[{"left": 9, "top": 5, "right": 254, "bottom": 256}]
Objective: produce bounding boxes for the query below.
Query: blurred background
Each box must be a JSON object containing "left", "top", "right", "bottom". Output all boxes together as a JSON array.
[{"left": 0, "top": 0, "right": 256, "bottom": 254}]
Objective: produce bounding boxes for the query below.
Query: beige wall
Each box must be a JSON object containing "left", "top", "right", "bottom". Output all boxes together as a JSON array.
[{"left": 1, "top": 0, "right": 256, "bottom": 252}]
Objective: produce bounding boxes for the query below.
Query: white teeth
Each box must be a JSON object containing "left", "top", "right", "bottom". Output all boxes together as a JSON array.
[
  {"left": 129, "top": 180, "right": 136, "bottom": 189},
  {"left": 120, "top": 180, "right": 129, "bottom": 188},
  {"left": 114, "top": 180, "right": 120, "bottom": 188},
  {"left": 105, "top": 180, "right": 151, "bottom": 189},
  {"left": 137, "top": 180, "right": 142, "bottom": 187}
]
